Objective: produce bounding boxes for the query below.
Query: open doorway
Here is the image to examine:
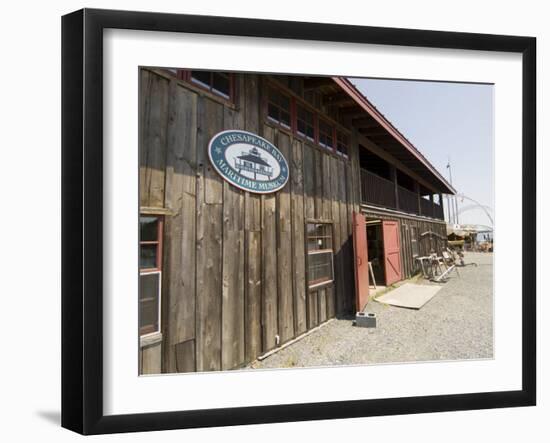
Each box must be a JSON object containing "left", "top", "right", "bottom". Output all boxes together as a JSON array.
[
  {"left": 366, "top": 218, "right": 403, "bottom": 289},
  {"left": 366, "top": 220, "right": 385, "bottom": 288}
]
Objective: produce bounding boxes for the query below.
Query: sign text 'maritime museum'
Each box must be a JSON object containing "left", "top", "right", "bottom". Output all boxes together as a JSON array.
[{"left": 208, "top": 130, "right": 290, "bottom": 194}]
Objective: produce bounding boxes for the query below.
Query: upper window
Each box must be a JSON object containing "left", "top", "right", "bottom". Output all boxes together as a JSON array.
[
  {"left": 336, "top": 131, "right": 349, "bottom": 158},
  {"left": 318, "top": 119, "right": 335, "bottom": 150},
  {"left": 306, "top": 223, "right": 334, "bottom": 288},
  {"left": 166, "top": 69, "right": 235, "bottom": 102},
  {"left": 267, "top": 87, "right": 291, "bottom": 129},
  {"left": 296, "top": 105, "right": 315, "bottom": 142},
  {"left": 139, "top": 215, "right": 163, "bottom": 336},
  {"left": 411, "top": 226, "right": 419, "bottom": 257},
  {"left": 264, "top": 82, "right": 352, "bottom": 159},
  {"left": 190, "top": 71, "right": 232, "bottom": 100}
]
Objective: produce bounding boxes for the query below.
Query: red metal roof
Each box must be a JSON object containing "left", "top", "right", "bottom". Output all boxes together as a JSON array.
[{"left": 332, "top": 77, "right": 456, "bottom": 195}]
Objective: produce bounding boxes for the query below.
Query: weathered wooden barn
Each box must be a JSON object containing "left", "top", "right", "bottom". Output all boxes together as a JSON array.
[{"left": 138, "top": 68, "right": 455, "bottom": 374}]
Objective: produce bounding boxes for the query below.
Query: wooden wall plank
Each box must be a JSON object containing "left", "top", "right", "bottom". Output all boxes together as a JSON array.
[
  {"left": 243, "top": 74, "right": 263, "bottom": 362},
  {"left": 245, "top": 231, "right": 262, "bottom": 361},
  {"left": 277, "top": 132, "right": 295, "bottom": 343},
  {"left": 314, "top": 148, "right": 323, "bottom": 219},
  {"left": 221, "top": 104, "right": 246, "bottom": 370},
  {"left": 322, "top": 154, "right": 332, "bottom": 219},
  {"left": 162, "top": 80, "right": 198, "bottom": 373},
  {"left": 261, "top": 125, "right": 279, "bottom": 351},
  {"left": 307, "top": 290, "right": 319, "bottom": 329},
  {"left": 141, "top": 343, "right": 162, "bottom": 375},
  {"left": 175, "top": 339, "right": 196, "bottom": 373},
  {"left": 338, "top": 161, "right": 352, "bottom": 313},
  {"left": 330, "top": 157, "right": 344, "bottom": 316},
  {"left": 196, "top": 96, "right": 224, "bottom": 372},
  {"left": 326, "top": 285, "right": 335, "bottom": 319},
  {"left": 139, "top": 69, "right": 169, "bottom": 208},
  {"left": 318, "top": 288, "right": 327, "bottom": 323},
  {"left": 291, "top": 138, "right": 307, "bottom": 336},
  {"left": 303, "top": 144, "right": 315, "bottom": 220}
]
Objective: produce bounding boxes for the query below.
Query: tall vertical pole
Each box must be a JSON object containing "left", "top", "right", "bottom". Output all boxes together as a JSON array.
[{"left": 447, "top": 158, "right": 459, "bottom": 224}]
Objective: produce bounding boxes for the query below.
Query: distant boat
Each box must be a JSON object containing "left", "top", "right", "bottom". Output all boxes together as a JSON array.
[{"left": 234, "top": 147, "right": 273, "bottom": 180}]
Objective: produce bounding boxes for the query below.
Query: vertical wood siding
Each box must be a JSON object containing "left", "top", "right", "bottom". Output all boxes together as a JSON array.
[{"left": 140, "top": 68, "right": 439, "bottom": 373}]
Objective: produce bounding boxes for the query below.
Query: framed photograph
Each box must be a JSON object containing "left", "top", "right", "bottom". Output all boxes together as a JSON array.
[{"left": 61, "top": 8, "right": 536, "bottom": 435}]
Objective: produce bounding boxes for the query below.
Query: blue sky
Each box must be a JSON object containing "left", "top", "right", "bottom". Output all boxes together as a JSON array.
[{"left": 352, "top": 78, "right": 494, "bottom": 228}]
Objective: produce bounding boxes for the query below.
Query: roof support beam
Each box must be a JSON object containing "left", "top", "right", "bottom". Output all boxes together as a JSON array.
[
  {"left": 303, "top": 77, "right": 335, "bottom": 90},
  {"left": 352, "top": 117, "right": 380, "bottom": 129},
  {"left": 339, "top": 106, "right": 365, "bottom": 119},
  {"left": 322, "top": 91, "right": 355, "bottom": 106}
]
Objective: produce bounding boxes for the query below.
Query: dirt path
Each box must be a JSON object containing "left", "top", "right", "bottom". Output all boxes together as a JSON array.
[{"left": 249, "top": 252, "right": 493, "bottom": 370}]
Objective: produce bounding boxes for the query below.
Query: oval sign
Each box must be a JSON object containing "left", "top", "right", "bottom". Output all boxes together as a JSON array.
[{"left": 208, "top": 130, "right": 290, "bottom": 194}]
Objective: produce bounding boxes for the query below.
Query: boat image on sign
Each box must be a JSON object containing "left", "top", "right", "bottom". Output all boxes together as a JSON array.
[{"left": 234, "top": 147, "right": 273, "bottom": 180}]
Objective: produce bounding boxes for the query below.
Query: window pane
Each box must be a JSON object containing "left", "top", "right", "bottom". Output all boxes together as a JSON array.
[
  {"left": 297, "top": 119, "right": 306, "bottom": 135},
  {"left": 279, "top": 92, "right": 290, "bottom": 110},
  {"left": 267, "top": 103, "right": 279, "bottom": 121},
  {"left": 306, "top": 124, "right": 314, "bottom": 140},
  {"left": 139, "top": 273, "right": 160, "bottom": 333},
  {"left": 140, "top": 216, "right": 158, "bottom": 242},
  {"left": 308, "top": 251, "right": 333, "bottom": 285},
  {"left": 212, "top": 72, "right": 230, "bottom": 98},
  {"left": 140, "top": 244, "right": 158, "bottom": 269},
  {"left": 307, "top": 224, "right": 332, "bottom": 251},
  {"left": 190, "top": 70, "right": 211, "bottom": 88},
  {"left": 280, "top": 111, "right": 291, "bottom": 127}
]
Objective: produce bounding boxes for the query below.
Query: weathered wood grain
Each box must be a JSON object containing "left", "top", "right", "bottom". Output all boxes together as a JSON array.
[
  {"left": 276, "top": 132, "right": 294, "bottom": 343},
  {"left": 196, "top": 96, "right": 224, "bottom": 372},
  {"left": 303, "top": 143, "right": 315, "bottom": 220},
  {"left": 322, "top": 154, "right": 332, "bottom": 219},
  {"left": 175, "top": 339, "right": 196, "bottom": 373},
  {"left": 331, "top": 157, "right": 345, "bottom": 316},
  {"left": 318, "top": 287, "right": 327, "bottom": 323},
  {"left": 314, "top": 148, "right": 323, "bottom": 219},
  {"left": 245, "top": 231, "right": 262, "bottom": 361},
  {"left": 139, "top": 69, "right": 169, "bottom": 208},
  {"left": 162, "top": 79, "right": 197, "bottom": 373},
  {"left": 261, "top": 125, "right": 278, "bottom": 351},
  {"left": 140, "top": 343, "right": 162, "bottom": 375},
  {"left": 221, "top": 104, "right": 246, "bottom": 370},
  {"left": 291, "top": 138, "right": 307, "bottom": 336},
  {"left": 307, "top": 289, "right": 319, "bottom": 329}
]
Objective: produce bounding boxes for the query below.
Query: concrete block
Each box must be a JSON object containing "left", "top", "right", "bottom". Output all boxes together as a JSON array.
[{"left": 355, "top": 312, "right": 377, "bottom": 328}]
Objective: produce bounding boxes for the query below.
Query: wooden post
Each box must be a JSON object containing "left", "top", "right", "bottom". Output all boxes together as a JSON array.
[
  {"left": 430, "top": 193, "right": 434, "bottom": 218},
  {"left": 391, "top": 165, "right": 399, "bottom": 210},
  {"left": 415, "top": 181, "right": 421, "bottom": 216}
]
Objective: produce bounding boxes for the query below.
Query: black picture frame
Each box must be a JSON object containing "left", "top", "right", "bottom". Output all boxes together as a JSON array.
[{"left": 61, "top": 8, "right": 536, "bottom": 435}]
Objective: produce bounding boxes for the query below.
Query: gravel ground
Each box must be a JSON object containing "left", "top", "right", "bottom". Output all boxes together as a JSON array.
[{"left": 249, "top": 252, "right": 493, "bottom": 370}]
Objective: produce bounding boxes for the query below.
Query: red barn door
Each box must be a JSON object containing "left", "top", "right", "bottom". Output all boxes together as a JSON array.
[
  {"left": 352, "top": 212, "right": 369, "bottom": 311},
  {"left": 382, "top": 220, "right": 402, "bottom": 285}
]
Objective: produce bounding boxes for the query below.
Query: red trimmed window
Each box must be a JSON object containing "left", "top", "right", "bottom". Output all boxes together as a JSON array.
[
  {"left": 318, "top": 119, "right": 335, "bottom": 150},
  {"left": 336, "top": 131, "right": 349, "bottom": 158},
  {"left": 139, "top": 215, "right": 163, "bottom": 336},
  {"left": 266, "top": 86, "right": 291, "bottom": 129},
  {"left": 168, "top": 69, "right": 235, "bottom": 101},
  {"left": 306, "top": 223, "right": 334, "bottom": 288},
  {"left": 296, "top": 104, "right": 315, "bottom": 142},
  {"left": 190, "top": 71, "right": 233, "bottom": 100}
]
